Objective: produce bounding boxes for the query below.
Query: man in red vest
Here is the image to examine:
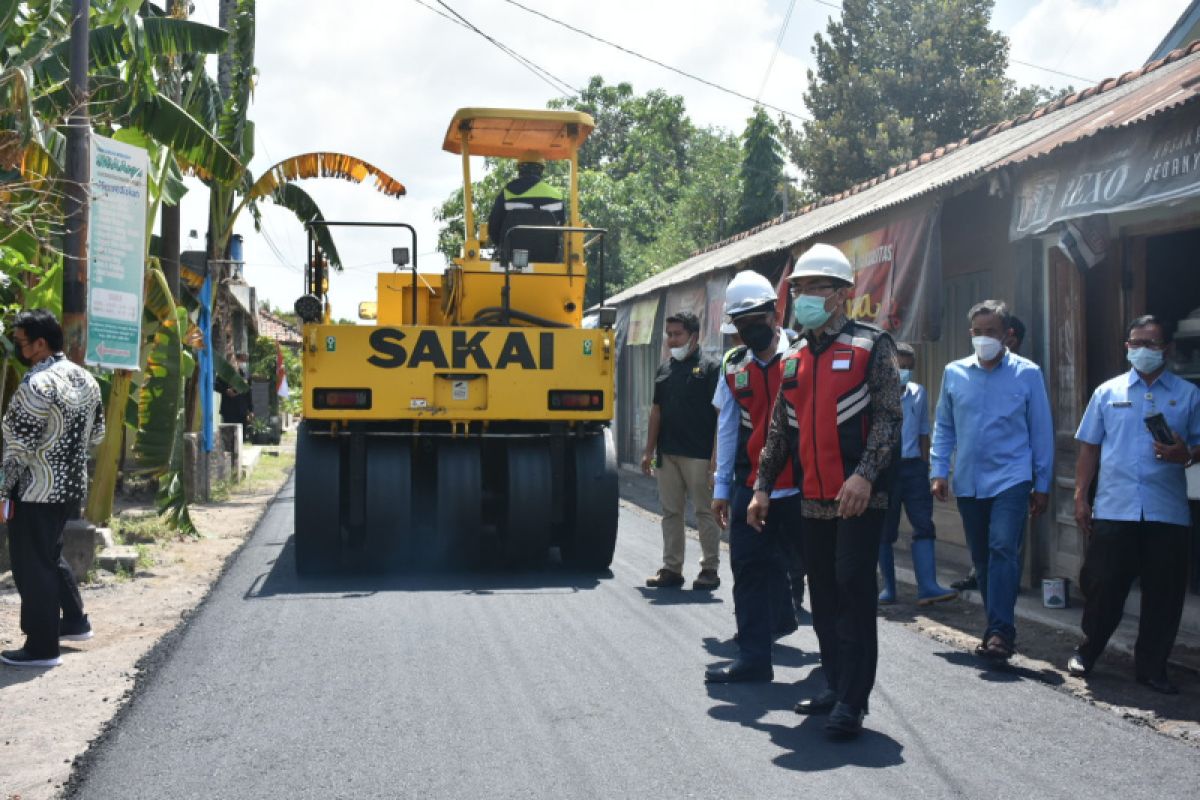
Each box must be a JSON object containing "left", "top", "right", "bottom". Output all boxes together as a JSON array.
[
  {"left": 705, "top": 271, "right": 801, "bottom": 683},
  {"left": 748, "top": 244, "right": 902, "bottom": 739}
]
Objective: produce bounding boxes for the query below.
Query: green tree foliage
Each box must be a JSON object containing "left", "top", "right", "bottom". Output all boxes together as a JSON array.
[
  {"left": 436, "top": 77, "right": 745, "bottom": 303},
  {"left": 737, "top": 107, "right": 787, "bottom": 231},
  {"left": 798, "top": 0, "right": 1061, "bottom": 197}
]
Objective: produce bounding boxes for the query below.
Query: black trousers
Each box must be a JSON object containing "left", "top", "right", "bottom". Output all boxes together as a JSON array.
[
  {"left": 803, "top": 510, "right": 885, "bottom": 711},
  {"left": 1078, "top": 519, "right": 1189, "bottom": 679},
  {"left": 7, "top": 499, "right": 83, "bottom": 659},
  {"left": 729, "top": 487, "right": 801, "bottom": 666}
]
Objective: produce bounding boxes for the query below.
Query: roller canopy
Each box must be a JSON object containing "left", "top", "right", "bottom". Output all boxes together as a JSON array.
[{"left": 442, "top": 108, "right": 595, "bottom": 160}]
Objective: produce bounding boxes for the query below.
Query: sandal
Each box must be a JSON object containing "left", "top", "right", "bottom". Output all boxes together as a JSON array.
[{"left": 982, "top": 634, "right": 1013, "bottom": 661}]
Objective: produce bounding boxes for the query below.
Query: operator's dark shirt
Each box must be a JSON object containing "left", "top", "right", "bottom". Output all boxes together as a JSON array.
[{"left": 652, "top": 350, "right": 720, "bottom": 460}]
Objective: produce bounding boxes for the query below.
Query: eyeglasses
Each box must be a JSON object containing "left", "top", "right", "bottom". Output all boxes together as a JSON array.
[
  {"left": 789, "top": 283, "right": 838, "bottom": 297},
  {"left": 1128, "top": 339, "right": 1166, "bottom": 350}
]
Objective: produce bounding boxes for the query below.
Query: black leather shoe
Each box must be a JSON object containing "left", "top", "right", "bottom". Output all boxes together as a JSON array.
[
  {"left": 1136, "top": 674, "right": 1179, "bottom": 695},
  {"left": 705, "top": 660, "right": 773, "bottom": 684},
  {"left": 793, "top": 688, "right": 837, "bottom": 715},
  {"left": 824, "top": 702, "right": 866, "bottom": 738},
  {"left": 1066, "top": 652, "right": 1092, "bottom": 677}
]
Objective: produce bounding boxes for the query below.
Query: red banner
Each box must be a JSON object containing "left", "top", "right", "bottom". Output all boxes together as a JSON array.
[{"left": 830, "top": 204, "right": 942, "bottom": 343}]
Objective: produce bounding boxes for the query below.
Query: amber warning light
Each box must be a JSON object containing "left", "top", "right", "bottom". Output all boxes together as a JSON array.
[
  {"left": 314, "top": 389, "right": 373, "bottom": 409},
  {"left": 548, "top": 390, "right": 604, "bottom": 410}
]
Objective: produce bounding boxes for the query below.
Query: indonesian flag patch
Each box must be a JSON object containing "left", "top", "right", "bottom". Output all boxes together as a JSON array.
[{"left": 831, "top": 350, "right": 854, "bottom": 371}]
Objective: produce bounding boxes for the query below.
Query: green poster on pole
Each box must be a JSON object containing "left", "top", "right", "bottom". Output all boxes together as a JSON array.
[{"left": 86, "top": 133, "right": 147, "bottom": 370}]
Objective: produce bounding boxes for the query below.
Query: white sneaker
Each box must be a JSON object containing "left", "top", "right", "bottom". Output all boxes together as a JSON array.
[
  {"left": 60, "top": 617, "right": 93, "bottom": 641},
  {"left": 1, "top": 648, "right": 62, "bottom": 668}
]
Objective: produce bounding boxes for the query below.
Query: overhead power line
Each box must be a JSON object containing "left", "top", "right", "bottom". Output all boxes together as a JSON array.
[
  {"left": 757, "top": 0, "right": 797, "bottom": 103},
  {"left": 417, "top": 0, "right": 578, "bottom": 98},
  {"left": 1009, "top": 58, "right": 1098, "bottom": 85},
  {"left": 499, "top": 0, "right": 810, "bottom": 120}
]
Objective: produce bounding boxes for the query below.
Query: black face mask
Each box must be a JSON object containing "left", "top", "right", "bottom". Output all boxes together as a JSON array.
[
  {"left": 740, "top": 322, "right": 775, "bottom": 354},
  {"left": 15, "top": 351, "right": 31, "bottom": 368}
]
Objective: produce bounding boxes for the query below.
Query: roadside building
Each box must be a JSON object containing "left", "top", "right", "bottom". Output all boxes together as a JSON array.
[{"left": 609, "top": 41, "right": 1200, "bottom": 624}]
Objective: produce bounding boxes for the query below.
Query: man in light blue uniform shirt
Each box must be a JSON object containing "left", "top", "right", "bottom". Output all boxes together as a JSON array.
[
  {"left": 931, "top": 300, "right": 1054, "bottom": 660},
  {"left": 1068, "top": 315, "right": 1200, "bottom": 694},
  {"left": 879, "top": 343, "right": 957, "bottom": 606},
  {"left": 706, "top": 271, "right": 800, "bottom": 683}
]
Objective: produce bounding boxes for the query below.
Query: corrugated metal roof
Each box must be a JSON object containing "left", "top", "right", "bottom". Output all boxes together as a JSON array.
[{"left": 608, "top": 44, "right": 1200, "bottom": 306}]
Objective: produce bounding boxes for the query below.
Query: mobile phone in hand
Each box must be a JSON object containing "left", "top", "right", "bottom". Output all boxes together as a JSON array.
[{"left": 1145, "top": 412, "right": 1175, "bottom": 446}]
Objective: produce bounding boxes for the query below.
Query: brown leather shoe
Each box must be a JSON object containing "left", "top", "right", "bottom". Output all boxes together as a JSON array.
[
  {"left": 692, "top": 569, "right": 720, "bottom": 590},
  {"left": 645, "top": 568, "right": 685, "bottom": 588}
]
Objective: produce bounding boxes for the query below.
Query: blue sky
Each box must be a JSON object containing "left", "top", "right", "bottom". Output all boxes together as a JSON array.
[{"left": 178, "top": 0, "right": 1192, "bottom": 316}]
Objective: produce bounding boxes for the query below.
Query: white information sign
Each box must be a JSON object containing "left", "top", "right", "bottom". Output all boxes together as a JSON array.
[{"left": 86, "top": 133, "right": 148, "bottom": 370}]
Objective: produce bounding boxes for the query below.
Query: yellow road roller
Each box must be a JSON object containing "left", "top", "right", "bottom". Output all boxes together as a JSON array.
[{"left": 291, "top": 108, "right": 618, "bottom": 574}]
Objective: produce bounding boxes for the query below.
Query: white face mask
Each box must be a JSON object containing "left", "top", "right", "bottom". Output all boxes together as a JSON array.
[
  {"left": 669, "top": 340, "right": 694, "bottom": 361},
  {"left": 972, "top": 335, "right": 1003, "bottom": 362}
]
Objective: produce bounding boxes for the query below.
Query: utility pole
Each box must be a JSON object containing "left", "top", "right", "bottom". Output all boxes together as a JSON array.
[
  {"left": 62, "top": 0, "right": 90, "bottom": 364},
  {"left": 159, "top": 0, "right": 186, "bottom": 300}
]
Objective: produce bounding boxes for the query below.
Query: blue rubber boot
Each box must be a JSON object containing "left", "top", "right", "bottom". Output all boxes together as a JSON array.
[
  {"left": 878, "top": 540, "right": 896, "bottom": 605},
  {"left": 913, "top": 538, "right": 958, "bottom": 606}
]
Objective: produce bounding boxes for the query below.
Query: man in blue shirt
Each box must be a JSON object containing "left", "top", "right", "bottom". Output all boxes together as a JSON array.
[
  {"left": 879, "top": 343, "right": 958, "bottom": 606},
  {"left": 1068, "top": 315, "right": 1200, "bottom": 694},
  {"left": 706, "top": 271, "right": 800, "bottom": 683},
  {"left": 931, "top": 300, "right": 1054, "bottom": 660}
]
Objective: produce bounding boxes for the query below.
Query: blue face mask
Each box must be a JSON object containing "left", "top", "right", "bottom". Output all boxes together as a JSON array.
[
  {"left": 898, "top": 368, "right": 912, "bottom": 384},
  {"left": 1127, "top": 347, "right": 1164, "bottom": 374},
  {"left": 792, "top": 295, "right": 832, "bottom": 330}
]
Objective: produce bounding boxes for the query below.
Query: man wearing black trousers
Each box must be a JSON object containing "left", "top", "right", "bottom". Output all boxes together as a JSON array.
[
  {"left": 1068, "top": 315, "right": 1200, "bottom": 694},
  {"left": 1, "top": 310, "right": 105, "bottom": 668},
  {"left": 749, "top": 244, "right": 902, "bottom": 739}
]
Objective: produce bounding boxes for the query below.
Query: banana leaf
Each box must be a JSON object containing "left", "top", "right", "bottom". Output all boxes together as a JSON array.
[
  {"left": 245, "top": 152, "right": 406, "bottom": 202},
  {"left": 32, "top": 18, "right": 228, "bottom": 87},
  {"left": 0, "top": 0, "right": 19, "bottom": 33},
  {"left": 135, "top": 94, "right": 242, "bottom": 183},
  {"left": 215, "top": 352, "right": 248, "bottom": 394},
  {"left": 257, "top": 183, "right": 342, "bottom": 270},
  {"left": 142, "top": 17, "right": 229, "bottom": 58},
  {"left": 23, "top": 259, "right": 62, "bottom": 318},
  {"left": 216, "top": 0, "right": 255, "bottom": 153},
  {"left": 133, "top": 305, "right": 188, "bottom": 474}
]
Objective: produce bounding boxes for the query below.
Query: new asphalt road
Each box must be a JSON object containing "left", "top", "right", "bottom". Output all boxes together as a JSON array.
[{"left": 70, "top": 480, "right": 1198, "bottom": 798}]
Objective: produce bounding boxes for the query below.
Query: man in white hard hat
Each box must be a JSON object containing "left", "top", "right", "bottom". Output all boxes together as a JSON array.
[
  {"left": 748, "top": 243, "right": 902, "bottom": 739},
  {"left": 705, "top": 271, "right": 802, "bottom": 683}
]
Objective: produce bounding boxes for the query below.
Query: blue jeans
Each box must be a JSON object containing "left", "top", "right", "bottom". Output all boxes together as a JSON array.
[
  {"left": 956, "top": 481, "right": 1030, "bottom": 646},
  {"left": 729, "top": 485, "right": 800, "bottom": 666},
  {"left": 883, "top": 458, "right": 935, "bottom": 544}
]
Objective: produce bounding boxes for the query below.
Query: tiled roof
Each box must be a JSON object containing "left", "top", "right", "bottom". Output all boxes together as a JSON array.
[
  {"left": 257, "top": 308, "right": 302, "bottom": 346},
  {"left": 607, "top": 40, "right": 1200, "bottom": 306}
]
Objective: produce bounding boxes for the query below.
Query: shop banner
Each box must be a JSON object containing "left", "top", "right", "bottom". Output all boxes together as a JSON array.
[
  {"left": 830, "top": 204, "right": 943, "bottom": 343},
  {"left": 1011, "top": 103, "right": 1200, "bottom": 240},
  {"left": 626, "top": 295, "right": 660, "bottom": 346},
  {"left": 86, "top": 133, "right": 148, "bottom": 370}
]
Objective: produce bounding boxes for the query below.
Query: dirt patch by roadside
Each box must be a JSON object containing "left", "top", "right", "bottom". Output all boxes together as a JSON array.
[{"left": 0, "top": 441, "right": 295, "bottom": 800}]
